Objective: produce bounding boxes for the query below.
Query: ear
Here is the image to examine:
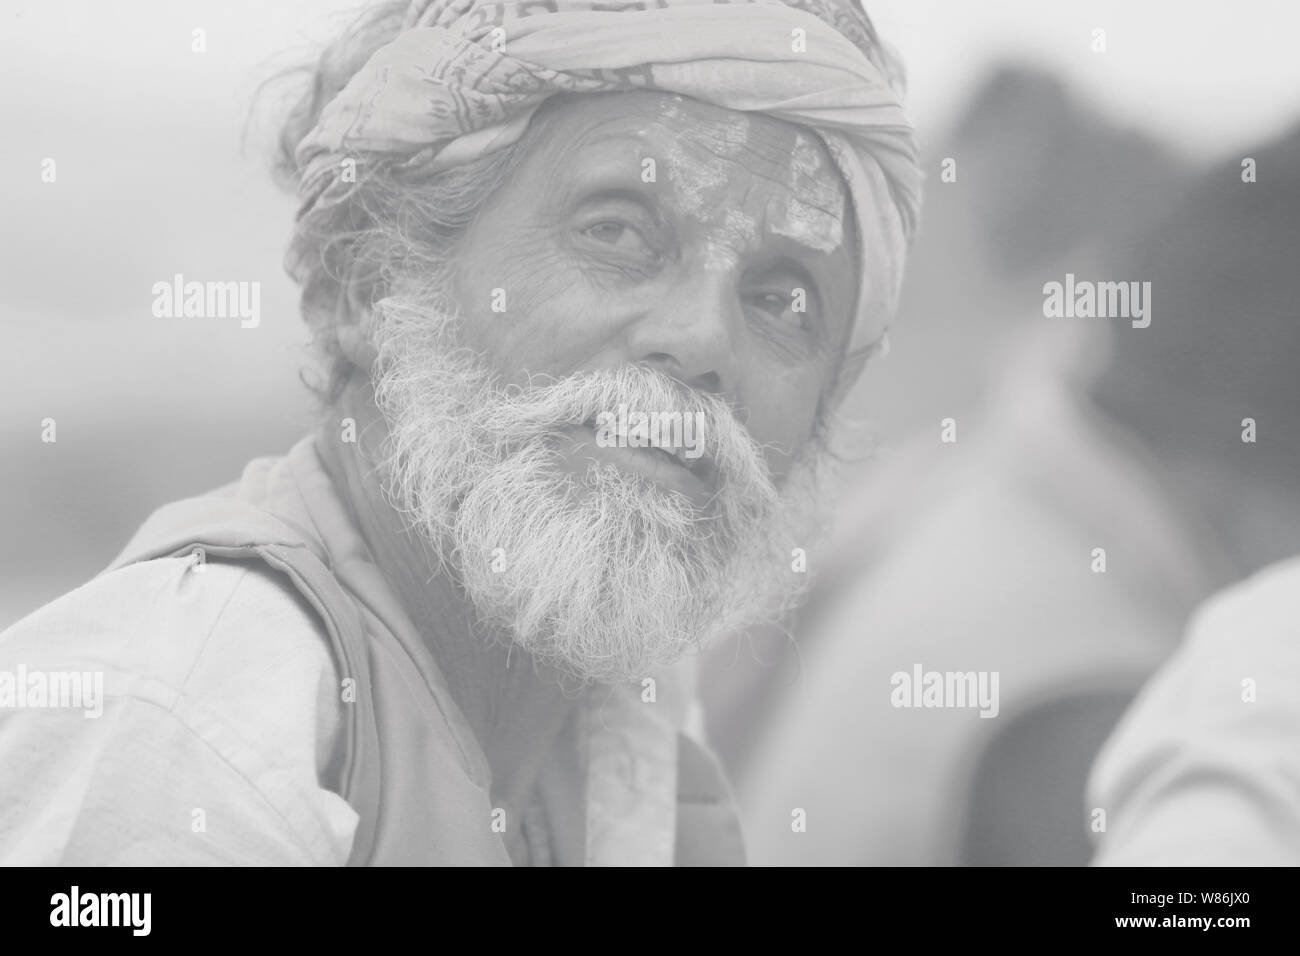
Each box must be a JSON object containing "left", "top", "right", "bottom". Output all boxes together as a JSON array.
[{"left": 335, "top": 280, "right": 379, "bottom": 373}]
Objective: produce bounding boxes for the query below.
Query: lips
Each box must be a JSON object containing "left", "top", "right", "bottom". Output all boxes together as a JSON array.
[
  {"left": 580, "top": 417, "right": 709, "bottom": 478},
  {"left": 560, "top": 420, "right": 718, "bottom": 508}
]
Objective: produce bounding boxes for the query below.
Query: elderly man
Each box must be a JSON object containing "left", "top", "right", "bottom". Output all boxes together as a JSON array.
[{"left": 0, "top": 0, "right": 918, "bottom": 865}]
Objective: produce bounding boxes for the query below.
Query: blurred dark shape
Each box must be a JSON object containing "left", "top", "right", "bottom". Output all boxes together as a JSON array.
[
  {"left": 960, "top": 688, "right": 1135, "bottom": 866},
  {"left": 953, "top": 64, "right": 1191, "bottom": 276}
]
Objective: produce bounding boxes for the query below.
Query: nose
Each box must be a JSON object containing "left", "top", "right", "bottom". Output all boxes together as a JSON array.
[{"left": 623, "top": 268, "right": 741, "bottom": 398}]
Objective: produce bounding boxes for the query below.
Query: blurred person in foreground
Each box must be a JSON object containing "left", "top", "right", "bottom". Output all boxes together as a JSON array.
[{"left": 0, "top": 0, "right": 920, "bottom": 865}]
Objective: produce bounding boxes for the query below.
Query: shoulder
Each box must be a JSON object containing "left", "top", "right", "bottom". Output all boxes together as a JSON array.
[
  {"left": 1087, "top": 555, "right": 1300, "bottom": 865},
  {"left": 2, "top": 555, "right": 339, "bottom": 703},
  {"left": 0, "top": 556, "right": 355, "bottom": 864},
  {"left": 1127, "top": 554, "right": 1300, "bottom": 708},
  {"left": 1185, "top": 554, "right": 1300, "bottom": 650}
]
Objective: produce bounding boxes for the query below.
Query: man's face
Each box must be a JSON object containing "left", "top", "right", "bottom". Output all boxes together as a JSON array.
[
  {"left": 451, "top": 90, "right": 860, "bottom": 484},
  {"left": 367, "top": 91, "right": 857, "bottom": 684}
]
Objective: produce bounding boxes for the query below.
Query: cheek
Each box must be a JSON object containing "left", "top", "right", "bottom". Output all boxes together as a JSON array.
[
  {"left": 453, "top": 229, "right": 621, "bottom": 384},
  {"left": 737, "top": 360, "right": 825, "bottom": 478}
]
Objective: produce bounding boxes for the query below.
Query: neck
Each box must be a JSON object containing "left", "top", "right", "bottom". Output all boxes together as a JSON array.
[{"left": 319, "top": 377, "right": 583, "bottom": 821}]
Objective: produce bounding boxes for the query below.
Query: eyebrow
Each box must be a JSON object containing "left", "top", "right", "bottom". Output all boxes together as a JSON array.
[
  {"left": 570, "top": 120, "right": 659, "bottom": 151},
  {"left": 545, "top": 142, "right": 651, "bottom": 205}
]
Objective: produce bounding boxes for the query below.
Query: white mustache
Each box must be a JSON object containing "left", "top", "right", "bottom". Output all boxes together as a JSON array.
[{"left": 477, "top": 364, "right": 772, "bottom": 497}]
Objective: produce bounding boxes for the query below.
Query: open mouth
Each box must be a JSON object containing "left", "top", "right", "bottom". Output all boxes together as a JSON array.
[
  {"left": 553, "top": 418, "right": 718, "bottom": 509},
  {"left": 578, "top": 417, "right": 710, "bottom": 479}
]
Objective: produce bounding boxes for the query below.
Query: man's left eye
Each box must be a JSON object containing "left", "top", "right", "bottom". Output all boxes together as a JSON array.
[{"left": 750, "top": 290, "right": 798, "bottom": 321}]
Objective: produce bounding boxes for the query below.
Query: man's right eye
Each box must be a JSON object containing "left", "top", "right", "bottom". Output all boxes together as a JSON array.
[{"left": 582, "top": 220, "right": 651, "bottom": 255}]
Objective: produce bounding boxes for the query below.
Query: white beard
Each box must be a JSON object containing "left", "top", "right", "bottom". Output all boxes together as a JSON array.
[{"left": 368, "top": 276, "right": 841, "bottom": 685}]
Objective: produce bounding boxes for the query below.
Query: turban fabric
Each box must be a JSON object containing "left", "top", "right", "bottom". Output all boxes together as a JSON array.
[{"left": 294, "top": 0, "right": 921, "bottom": 355}]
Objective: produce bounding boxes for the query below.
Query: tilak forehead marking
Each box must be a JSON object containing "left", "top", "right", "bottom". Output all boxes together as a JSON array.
[
  {"left": 658, "top": 96, "right": 752, "bottom": 220},
  {"left": 768, "top": 131, "right": 845, "bottom": 255},
  {"left": 653, "top": 101, "right": 845, "bottom": 267}
]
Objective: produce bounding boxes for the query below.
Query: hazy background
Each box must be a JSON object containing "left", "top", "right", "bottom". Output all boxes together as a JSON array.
[{"left": 3, "top": 0, "right": 1299, "bottom": 626}]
